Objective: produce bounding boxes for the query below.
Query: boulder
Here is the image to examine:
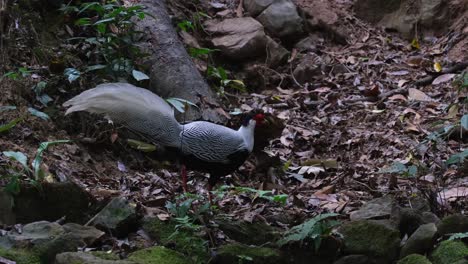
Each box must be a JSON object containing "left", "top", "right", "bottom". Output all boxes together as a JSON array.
[
  {"left": 244, "top": 0, "right": 276, "bottom": 16},
  {"left": 88, "top": 197, "right": 138, "bottom": 237},
  {"left": 204, "top": 17, "right": 268, "bottom": 59},
  {"left": 13, "top": 182, "right": 92, "bottom": 224},
  {"left": 397, "top": 254, "right": 431, "bottom": 264},
  {"left": 128, "top": 246, "right": 189, "bottom": 264},
  {"left": 256, "top": 0, "right": 303, "bottom": 38},
  {"left": 339, "top": 220, "right": 400, "bottom": 264},
  {"left": 430, "top": 240, "right": 468, "bottom": 264},
  {"left": 213, "top": 243, "right": 282, "bottom": 264},
  {"left": 400, "top": 223, "right": 437, "bottom": 258},
  {"left": 0, "top": 221, "right": 65, "bottom": 249},
  {"left": 55, "top": 252, "right": 135, "bottom": 264},
  {"left": 0, "top": 247, "right": 40, "bottom": 264},
  {"left": 437, "top": 214, "right": 468, "bottom": 236},
  {"left": 350, "top": 195, "right": 394, "bottom": 221},
  {"left": 0, "top": 189, "right": 15, "bottom": 225},
  {"left": 62, "top": 223, "right": 105, "bottom": 245}
]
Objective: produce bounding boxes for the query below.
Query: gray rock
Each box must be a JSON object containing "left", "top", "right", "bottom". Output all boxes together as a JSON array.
[
  {"left": 333, "top": 254, "right": 373, "bottom": 264},
  {"left": 1, "top": 221, "right": 65, "bottom": 249},
  {"left": 62, "top": 223, "right": 104, "bottom": 245},
  {"left": 204, "top": 17, "right": 268, "bottom": 59},
  {"left": 392, "top": 208, "right": 424, "bottom": 237},
  {"left": 400, "top": 223, "right": 437, "bottom": 258},
  {"left": 350, "top": 195, "right": 395, "bottom": 221},
  {"left": 437, "top": 214, "right": 468, "bottom": 236},
  {"left": 265, "top": 37, "right": 289, "bottom": 68},
  {"left": 56, "top": 252, "right": 135, "bottom": 264},
  {"left": 256, "top": 0, "right": 303, "bottom": 38},
  {"left": 292, "top": 53, "right": 323, "bottom": 84},
  {"left": 294, "top": 36, "right": 319, "bottom": 53},
  {"left": 0, "top": 189, "right": 15, "bottom": 225},
  {"left": 14, "top": 182, "right": 92, "bottom": 223},
  {"left": 89, "top": 197, "right": 138, "bottom": 237},
  {"left": 339, "top": 220, "right": 400, "bottom": 264},
  {"left": 421, "top": 211, "right": 440, "bottom": 224},
  {"left": 244, "top": 0, "right": 276, "bottom": 16}
]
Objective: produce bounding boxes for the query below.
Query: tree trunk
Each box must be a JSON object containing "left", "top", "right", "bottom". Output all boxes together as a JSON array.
[{"left": 135, "top": 0, "right": 223, "bottom": 123}]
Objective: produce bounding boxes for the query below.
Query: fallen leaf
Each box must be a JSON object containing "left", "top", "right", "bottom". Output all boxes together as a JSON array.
[
  {"left": 433, "top": 61, "right": 442, "bottom": 72},
  {"left": 408, "top": 88, "right": 432, "bottom": 102},
  {"left": 437, "top": 187, "right": 468, "bottom": 205},
  {"left": 432, "top": 74, "right": 455, "bottom": 85},
  {"left": 388, "top": 94, "right": 407, "bottom": 101}
]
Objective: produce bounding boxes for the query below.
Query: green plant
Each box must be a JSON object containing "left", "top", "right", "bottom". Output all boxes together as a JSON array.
[
  {"left": 215, "top": 186, "right": 288, "bottom": 205},
  {"left": 1, "top": 67, "right": 31, "bottom": 80},
  {"left": 177, "top": 20, "right": 194, "bottom": 32},
  {"left": 278, "top": 213, "right": 339, "bottom": 251},
  {"left": 2, "top": 140, "right": 71, "bottom": 193},
  {"left": 60, "top": 2, "right": 148, "bottom": 79},
  {"left": 207, "top": 66, "right": 246, "bottom": 95}
]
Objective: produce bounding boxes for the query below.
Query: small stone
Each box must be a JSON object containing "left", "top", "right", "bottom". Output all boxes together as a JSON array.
[
  {"left": 89, "top": 197, "right": 138, "bottom": 237},
  {"left": 256, "top": 0, "right": 303, "bottom": 38},
  {"left": 349, "top": 195, "right": 393, "bottom": 221},
  {"left": 265, "top": 37, "right": 289, "bottom": 68},
  {"left": 400, "top": 223, "right": 437, "bottom": 258},
  {"left": 62, "top": 223, "right": 104, "bottom": 245},
  {"left": 421, "top": 212, "right": 440, "bottom": 225},
  {"left": 292, "top": 52, "right": 323, "bottom": 84},
  {"left": 216, "top": 217, "right": 281, "bottom": 246},
  {"left": 2, "top": 221, "right": 65, "bottom": 248},
  {"left": 294, "top": 36, "right": 319, "bottom": 53}
]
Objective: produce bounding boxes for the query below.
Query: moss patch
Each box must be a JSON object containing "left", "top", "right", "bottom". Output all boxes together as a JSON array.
[
  {"left": 431, "top": 240, "right": 468, "bottom": 264},
  {"left": 216, "top": 244, "right": 282, "bottom": 264},
  {"left": 90, "top": 251, "right": 120, "bottom": 260},
  {"left": 397, "top": 254, "right": 432, "bottom": 264},
  {"left": 0, "top": 247, "right": 41, "bottom": 264},
  {"left": 128, "top": 246, "right": 188, "bottom": 264},
  {"left": 142, "top": 217, "right": 208, "bottom": 263}
]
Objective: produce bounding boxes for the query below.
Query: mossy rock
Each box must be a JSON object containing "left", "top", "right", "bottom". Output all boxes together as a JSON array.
[
  {"left": 339, "top": 220, "right": 400, "bottom": 264},
  {"left": 397, "top": 254, "right": 432, "bottom": 264},
  {"left": 0, "top": 247, "right": 40, "bottom": 264},
  {"left": 437, "top": 214, "right": 468, "bottom": 236},
  {"left": 430, "top": 240, "right": 468, "bottom": 264},
  {"left": 142, "top": 217, "right": 209, "bottom": 263},
  {"left": 213, "top": 243, "right": 282, "bottom": 264},
  {"left": 128, "top": 246, "right": 189, "bottom": 264},
  {"left": 215, "top": 216, "right": 281, "bottom": 246},
  {"left": 90, "top": 251, "right": 121, "bottom": 261}
]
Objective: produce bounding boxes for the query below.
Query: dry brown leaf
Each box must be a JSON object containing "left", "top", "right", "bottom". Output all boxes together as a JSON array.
[
  {"left": 437, "top": 187, "right": 468, "bottom": 205},
  {"left": 432, "top": 74, "right": 456, "bottom": 85},
  {"left": 408, "top": 88, "right": 432, "bottom": 102},
  {"left": 388, "top": 94, "right": 407, "bottom": 101}
]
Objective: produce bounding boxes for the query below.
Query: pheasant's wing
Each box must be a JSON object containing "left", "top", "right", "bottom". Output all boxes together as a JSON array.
[{"left": 180, "top": 122, "right": 246, "bottom": 163}]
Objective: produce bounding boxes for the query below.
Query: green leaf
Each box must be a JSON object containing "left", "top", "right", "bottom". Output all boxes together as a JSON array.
[
  {"left": 0, "top": 117, "right": 23, "bottom": 133},
  {"left": 32, "top": 140, "right": 71, "bottom": 180},
  {"left": 37, "top": 94, "right": 53, "bottom": 106},
  {"left": 132, "top": 70, "right": 150, "bottom": 81},
  {"left": 85, "top": 64, "right": 107, "bottom": 72},
  {"left": 94, "top": 17, "right": 115, "bottom": 25},
  {"left": 127, "top": 139, "right": 157, "bottom": 152},
  {"left": 188, "top": 47, "right": 217, "bottom": 58},
  {"left": 166, "top": 98, "right": 198, "bottom": 113},
  {"left": 28, "top": 108, "right": 49, "bottom": 120},
  {"left": 0, "top": 105, "right": 17, "bottom": 112},
  {"left": 75, "top": 17, "right": 92, "bottom": 26},
  {"left": 5, "top": 175, "right": 20, "bottom": 195},
  {"left": 448, "top": 232, "right": 468, "bottom": 241},
  {"left": 64, "top": 68, "right": 81, "bottom": 83},
  {"left": 446, "top": 149, "right": 468, "bottom": 165},
  {"left": 3, "top": 151, "right": 28, "bottom": 169},
  {"left": 461, "top": 114, "right": 468, "bottom": 130}
]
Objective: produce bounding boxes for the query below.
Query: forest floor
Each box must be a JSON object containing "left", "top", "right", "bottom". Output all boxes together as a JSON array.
[{"left": 0, "top": 0, "right": 467, "bottom": 258}]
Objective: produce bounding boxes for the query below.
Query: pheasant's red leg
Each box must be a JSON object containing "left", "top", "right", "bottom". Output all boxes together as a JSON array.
[
  {"left": 181, "top": 164, "right": 188, "bottom": 192},
  {"left": 207, "top": 183, "right": 213, "bottom": 204}
]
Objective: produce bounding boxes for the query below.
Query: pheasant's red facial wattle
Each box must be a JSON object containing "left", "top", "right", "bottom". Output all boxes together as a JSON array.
[{"left": 253, "top": 113, "right": 265, "bottom": 125}]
